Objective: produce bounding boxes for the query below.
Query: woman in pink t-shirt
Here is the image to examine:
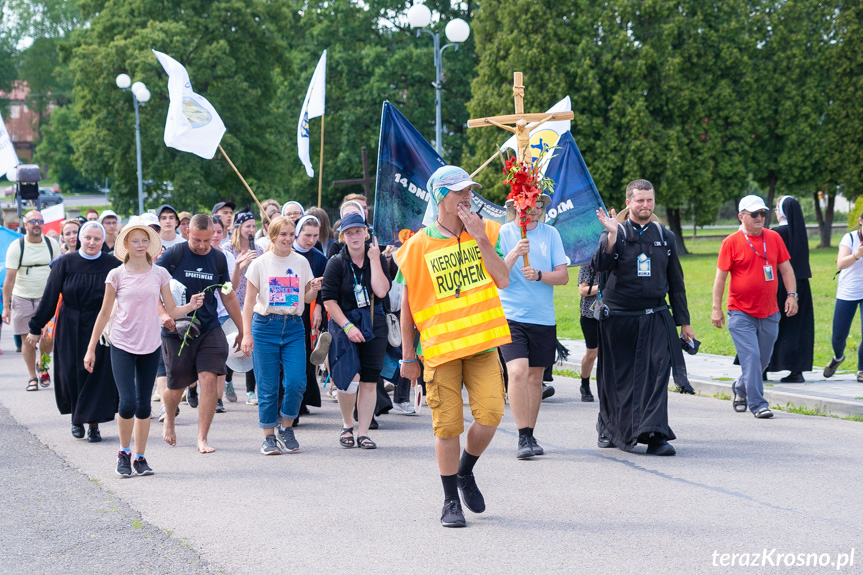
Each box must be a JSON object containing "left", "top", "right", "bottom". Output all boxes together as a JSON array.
[{"left": 84, "top": 223, "right": 203, "bottom": 478}]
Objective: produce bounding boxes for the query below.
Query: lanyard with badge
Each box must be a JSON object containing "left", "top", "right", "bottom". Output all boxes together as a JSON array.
[
  {"left": 634, "top": 223, "right": 652, "bottom": 277},
  {"left": 351, "top": 264, "right": 370, "bottom": 308},
  {"left": 742, "top": 230, "right": 774, "bottom": 281}
]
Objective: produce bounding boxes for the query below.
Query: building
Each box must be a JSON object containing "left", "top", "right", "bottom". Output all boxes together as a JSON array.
[{"left": 0, "top": 82, "right": 40, "bottom": 163}]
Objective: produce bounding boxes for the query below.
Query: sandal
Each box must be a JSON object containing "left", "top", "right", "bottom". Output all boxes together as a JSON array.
[
  {"left": 39, "top": 371, "right": 50, "bottom": 388},
  {"left": 357, "top": 436, "right": 377, "bottom": 450},
  {"left": 26, "top": 377, "right": 39, "bottom": 392},
  {"left": 339, "top": 426, "right": 355, "bottom": 448},
  {"left": 732, "top": 388, "right": 747, "bottom": 413}
]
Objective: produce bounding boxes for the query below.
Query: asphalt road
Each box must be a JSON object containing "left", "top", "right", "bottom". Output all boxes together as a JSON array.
[{"left": 1, "top": 329, "right": 861, "bottom": 574}]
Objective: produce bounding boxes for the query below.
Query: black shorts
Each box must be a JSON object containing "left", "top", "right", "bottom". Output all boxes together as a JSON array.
[
  {"left": 580, "top": 315, "right": 599, "bottom": 350},
  {"left": 357, "top": 314, "right": 388, "bottom": 382},
  {"left": 162, "top": 328, "right": 228, "bottom": 390},
  {"left": 499, "top": 320, "right": 556, "bottom": 368}
]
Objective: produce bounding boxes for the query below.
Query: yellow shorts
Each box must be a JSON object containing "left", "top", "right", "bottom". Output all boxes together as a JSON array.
[{"left": 422, "top": 350, "right": 505, "bottom": 439}]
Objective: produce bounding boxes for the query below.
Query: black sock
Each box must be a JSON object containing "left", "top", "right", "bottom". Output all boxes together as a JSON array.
[
  {"left": 457, "top": 450, "right": 480, "bottom": 477},
  {"left": 441, "top": 474, "right": 459, "bottom": 501},
  {"left": 527, "top": 427, "right": 534, "bottom": 438},
  {"left": 581, "top": 377, "right": 590, "bottom": 387},
  {"left": 518, "top": 426, "right": 531, "bottom": 438}
]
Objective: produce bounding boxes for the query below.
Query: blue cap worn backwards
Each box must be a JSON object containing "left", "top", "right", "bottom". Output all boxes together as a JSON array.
[{"left": 426, "top": 166, "right": 482, "bottom": 206}]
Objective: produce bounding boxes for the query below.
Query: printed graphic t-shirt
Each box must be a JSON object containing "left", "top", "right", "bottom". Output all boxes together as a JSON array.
[
  {"left": 245, "top": 251, "right": 312, "bottom": 316},
  {"left": 156, "top": 243, "right": 231, "bottom": 335}
]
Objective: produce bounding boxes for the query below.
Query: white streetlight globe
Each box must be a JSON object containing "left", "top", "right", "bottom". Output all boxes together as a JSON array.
[
  {"left": 131, "top": 81, "right": 146, "bottom": 97},
  {"left": 445, "top": 18, "right": 470, "bottom": 43},
  {"left": 116, "top": 73, "right": 131, "bottom": 89},
  {"left": 407, "top": 3, "right": 432, "bottom": 29},
  {"left": 137, "top": 88, "right": 151, "bottom": 103},
  {"left": 6, "top": 166, "right": 17, "bottom": 182}
]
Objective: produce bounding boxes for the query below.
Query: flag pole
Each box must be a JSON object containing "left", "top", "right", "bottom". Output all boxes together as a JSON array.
[
  {"left": 218, "top": 144, "right": 270, "bottom": 224},
  {"left": 317, "top": 115, "right": 325, "bottom": 207}
]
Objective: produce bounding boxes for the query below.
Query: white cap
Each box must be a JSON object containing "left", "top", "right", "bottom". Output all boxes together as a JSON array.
[
  {"left": 738, "top": 195, "right": 768, "bottom": 213},
  {"left": 139, "top": 212, "right": 161, "bottom": 228},
  {"left": 98, "top": 209, "right": 118, "bottom": 223}
]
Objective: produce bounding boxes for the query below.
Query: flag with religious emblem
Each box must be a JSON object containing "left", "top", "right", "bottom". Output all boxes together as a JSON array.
[
  {"left": 373, "top": 102, "right": 605, "bottom": 265},
  {"left": 152, "top": 50, "right": 226, "bottom": 159},
  {"left": 0, "top": 109, "right": 19, "bottom": 178},
  {"left": 297, "top": 50, "right": 327, "bottom": 177}
]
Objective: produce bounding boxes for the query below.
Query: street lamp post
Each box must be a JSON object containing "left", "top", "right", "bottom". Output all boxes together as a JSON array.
[
  {"left": 407, "top": 4, "right": 470, "bottom": 155},
  {"left": 115, "top": 73, "right": 151, "bottom": 214}
]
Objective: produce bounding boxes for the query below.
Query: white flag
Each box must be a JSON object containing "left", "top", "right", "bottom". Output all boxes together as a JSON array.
[
  {"left": 500, "top": 96, "right": 571, "bottom": 172},
  {"left": 298, "top": 50, "right": 327, "bottom": 177},
  {"left": 0, "top": 109, "right": 20, "bottom": 178},
  {"left": 152, "top": 50, "right": 226, "bottom": 159}
]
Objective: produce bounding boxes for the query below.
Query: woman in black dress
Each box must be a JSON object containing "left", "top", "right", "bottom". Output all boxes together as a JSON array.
[
  {"left": 767, "top": 195, "right": 814, "bottom": 382},
  {"left": 27, "top": 221, "right": 121, "bottom": 441}
]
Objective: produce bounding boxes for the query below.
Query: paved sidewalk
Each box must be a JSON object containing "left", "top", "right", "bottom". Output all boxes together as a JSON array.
[{"left": 560, "top": 340, "right": 863, "bottom": 419}]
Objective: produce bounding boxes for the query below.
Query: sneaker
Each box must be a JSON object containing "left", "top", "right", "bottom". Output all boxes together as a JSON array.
[
  {"left": 152, "top": 388, "right": 161, "bottom": 402},
  {"left": 530, "top": 436, "right": 545, "bottom": 456},
  {"left": 517, "top": 434, "right": 534, "bottom": 459},
  {"left": 278, "top": 427, "right": 300, "bottom": 452},
  {"left": 187, "top": 385, "right": 199, "bottom": 408},
  {"left": 440, "top": 499, "right": 466, "bottom": 528},
  {"left": 133, "top": 457, "right": 154, "bottom": 476},
  {"left": 823, "top": 355, "right": 844, "bottom": 378},
  {"left": 261, "top": 434, "right": 282, "bottom": 455},
  {"left": 392, "top": 401, "right": 416, "bottom": 416},
  {"left": 215, "top": 399, "right": 226, "bottom": 413},
  {"left": 309, "top": 331, "right": 332, "bottom": 366},
  {"left": 246, "top": 391, "right": 258, "bottom": 405},
  {"left": 384, "top": 380, "right": 395, "bottom": 392},
  {"left": 541, "top": 383, "right": 555, "bottom": 400},
  {"left": 457, "top": 473, "right": 486, "bottom": 513},
  {"left": 115, "top": 451, "right": 132, "bottom": 478},
  {"left": 224, "top": 382, "right": 237, "bottom": 402},
  {"left": 327, "top": 387, "right": 338, "bottom": 402},
  {"left": 157, "top": 404, "right": 180, "bottom": 423}
]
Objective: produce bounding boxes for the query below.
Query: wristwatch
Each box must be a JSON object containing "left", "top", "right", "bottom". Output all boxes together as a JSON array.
[
  {"left": 536, "top": 270, "right": 543, "bottom": 282},
  {"left": 787, "top": 292, "right": 798, "bottom": 301}
]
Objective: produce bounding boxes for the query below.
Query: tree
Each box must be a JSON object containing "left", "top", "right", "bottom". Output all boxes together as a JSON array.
[{"left": 34, "top": 104, "right": 99, "bottom": 191}]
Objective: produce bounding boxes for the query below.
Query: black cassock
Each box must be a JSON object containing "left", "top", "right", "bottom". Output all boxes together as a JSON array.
[
  {"left": 592, "top": 220, "right": 691, "bottom": 451},
  {"left": 768, "top": 197, "right": 814, "bottom": 373},
  {"left": 30, "top": 252, "right": 121, "bottom": 425},
  {"left": 299, "top": 246, "right": 328, "bottom": 410}
]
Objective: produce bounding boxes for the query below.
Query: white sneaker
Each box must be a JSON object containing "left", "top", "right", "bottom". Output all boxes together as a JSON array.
[
  {"left": 328, "top": 387, "right": 338, "bottom": 402},
  {"left": 152, "top": 389, "right": 161, "bottom": 402},
  {"left": 158, "top": 404, "right": 166, "bottom": 422},
  {"left": 246, "top": 391, "right": 258, "bottom": 405},
  {"left": 384, "top": 380, "right": 395, "bottom": 392},
  {"left": 392, "top": 401, "right": 416, "bottom": 416}
]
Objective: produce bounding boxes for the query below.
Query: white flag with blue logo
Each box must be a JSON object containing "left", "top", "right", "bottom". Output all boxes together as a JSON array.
[
  {"left": 0, "top": 109, "right": 20, "bottom": 179},
  {"left": 298, "top": 50, "right": 326, "bottom": 177},
  {"left": 152, "top": 50, "right": 226, "bottom": 159}
]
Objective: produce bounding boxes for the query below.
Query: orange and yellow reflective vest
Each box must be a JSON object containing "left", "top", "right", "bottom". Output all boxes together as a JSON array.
[{"left": 395, "top": 220, "right": 511, "bottom": 368}]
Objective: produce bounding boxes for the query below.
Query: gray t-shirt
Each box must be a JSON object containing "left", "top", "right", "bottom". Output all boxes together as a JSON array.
[{"left": 578, "top": 262, "right": 598, "bottom": 318}]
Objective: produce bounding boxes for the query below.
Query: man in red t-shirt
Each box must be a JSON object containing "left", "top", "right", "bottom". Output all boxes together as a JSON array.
[{"left": 712, "top": 195, "right": 798, "bottom": 418}]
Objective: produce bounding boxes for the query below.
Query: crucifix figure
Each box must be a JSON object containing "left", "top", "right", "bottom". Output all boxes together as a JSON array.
[
  {"left": 333, "top": 146, "right": 376, "bottom": 197},
  {"left": 467, "top": 72, "right": 574, "bottom": 163}
]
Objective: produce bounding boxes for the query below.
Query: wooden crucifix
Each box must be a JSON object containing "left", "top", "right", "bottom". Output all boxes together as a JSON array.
[
  {"left": 333, "top": 146, "right": 376, "bottom": 198},
  {"left": 467, "top": 72, "right": 574, "bottom": 163}
]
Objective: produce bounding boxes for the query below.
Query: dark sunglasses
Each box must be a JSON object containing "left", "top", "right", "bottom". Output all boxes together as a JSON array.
[{"left": 748, "top": 211, "right": 768, "bottom": 219}]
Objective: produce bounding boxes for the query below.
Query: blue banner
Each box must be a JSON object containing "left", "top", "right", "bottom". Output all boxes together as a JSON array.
[{"left": 372, "top": 102, "right": 606, "bottom": 265}]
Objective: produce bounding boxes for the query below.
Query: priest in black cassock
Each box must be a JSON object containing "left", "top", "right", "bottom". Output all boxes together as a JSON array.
[
  {"left": 28, "top": 221, "right": 120, "bottom": 442},
  {"left": 592, "top": 180, "right": 696, "bottom": 456}
]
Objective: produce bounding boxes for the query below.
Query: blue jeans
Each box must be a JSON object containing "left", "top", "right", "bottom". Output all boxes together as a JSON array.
[
  {"left": 728, "top": 310, "right": 779, "bottom": 413},
  {"left": 252, "top": 313, "right": 306, "bottom": 428},
  {"left": 831, "top": 298, "right": 863, "bottom": 370}
]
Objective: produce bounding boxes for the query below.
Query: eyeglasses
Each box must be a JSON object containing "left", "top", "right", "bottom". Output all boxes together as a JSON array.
[
  {"left": 26, "top": 219, "right": 45, "bottom": 224},
  {"left": 286, "top": 211, "right": 303, "bottom": 218},
  {"left": 130, "top": 239, "right": 150, "bottom": 247},
  {"left": 748, "top": 211, "right": 768, "bottom": 219}
]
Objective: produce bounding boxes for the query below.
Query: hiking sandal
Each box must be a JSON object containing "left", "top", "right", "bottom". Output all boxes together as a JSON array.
[
  {"left": 26, "top": 377, "right": 39, "bottom": 392},
  {"left": 357, "top": 436, "right": 377, "bottom": 450},
  {"left": 339, "top": 426, "right": 355, "bottom": 448},
  {"left": 732, "top": 388, "right": 747, "bottom": 413}
]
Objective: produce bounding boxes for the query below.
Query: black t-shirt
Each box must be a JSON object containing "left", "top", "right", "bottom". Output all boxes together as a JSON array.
[
  {"left": 157, "top": 243, "right": 230, "bottom": 336},
  {"left": 322, "top": 244, "right": 390, "bottom": 315}
]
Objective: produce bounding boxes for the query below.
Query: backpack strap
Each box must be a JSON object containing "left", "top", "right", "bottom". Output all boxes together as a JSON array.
[
  {"left": 18, "top": 235, "right": 55, "bottom": 270},
  {"left": 165, "top": 243, "right": 186, "bottom": 276}
]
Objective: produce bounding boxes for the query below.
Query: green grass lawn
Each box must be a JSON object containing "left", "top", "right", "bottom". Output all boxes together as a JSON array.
[{"left": 555, "top": 238, "right": 844, "bottom": 367}]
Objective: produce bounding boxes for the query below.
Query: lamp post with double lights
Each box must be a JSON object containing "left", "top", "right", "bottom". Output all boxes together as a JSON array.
[
  {"left": 115, "top": 73, "right": 151, "bottom": 214},
  {"left": 406, "top": 4, "right": 470, "bottom": 155}
]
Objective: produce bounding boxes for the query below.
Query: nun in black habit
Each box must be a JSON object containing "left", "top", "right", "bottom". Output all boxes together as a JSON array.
[
  {"left": 593, "top": 196, "right": 696, "bottom": 456},
  {"left": 28, "top": 221, "right": 120, "bottom": 442},
  {"left": 767, "top": 195, "right": 814, "bottom": 382}
]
